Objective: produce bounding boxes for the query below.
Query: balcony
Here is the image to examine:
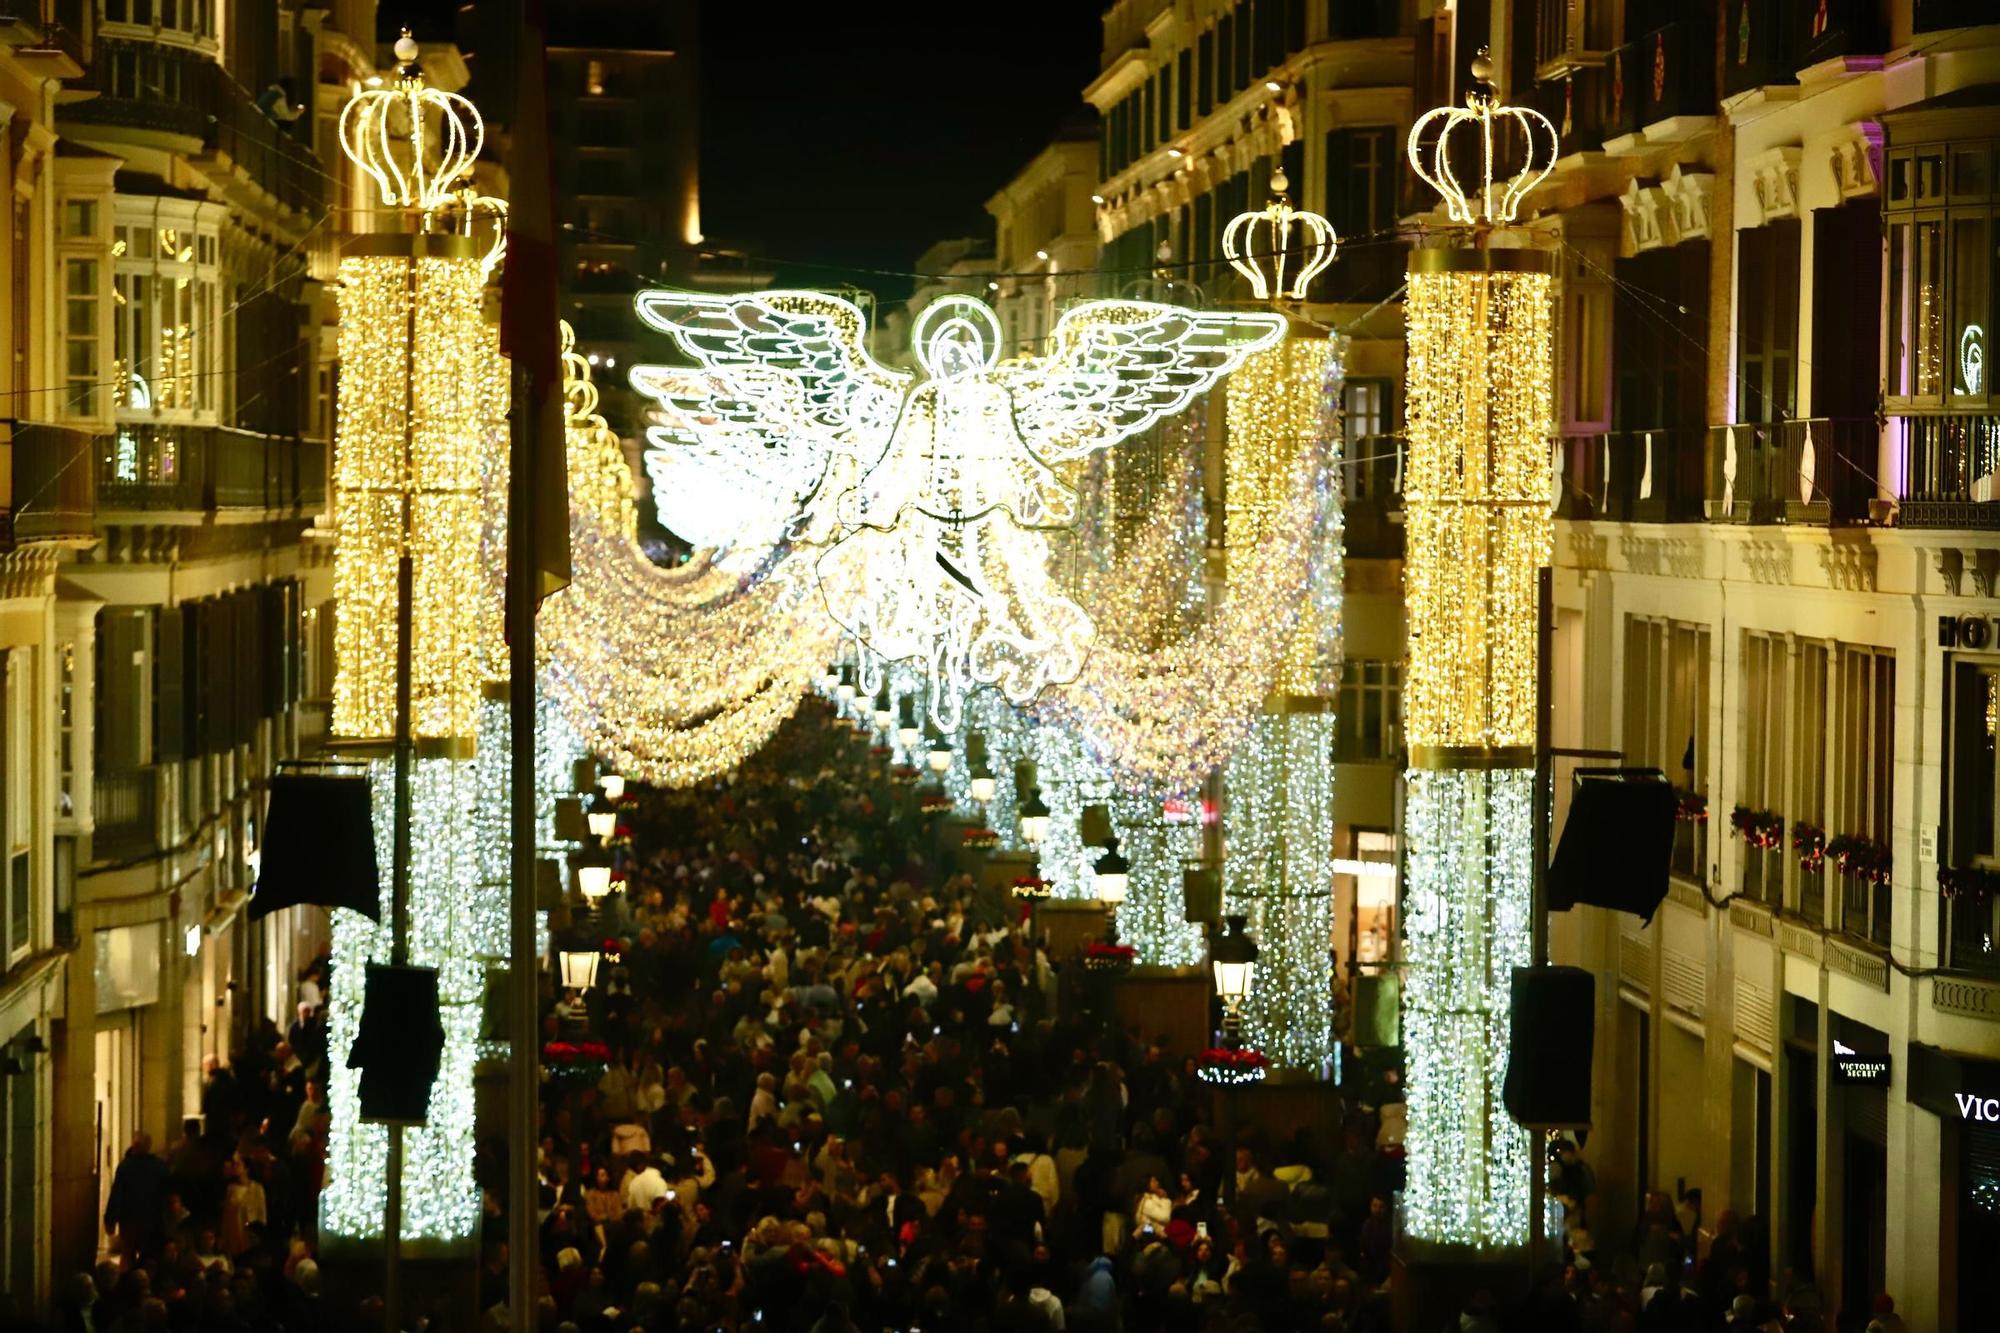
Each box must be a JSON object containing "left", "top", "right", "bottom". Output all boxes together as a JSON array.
[
  {"left": 63, "top": 38, "right": 324, "bottom": 217},
  {"left": 1895, "top": 413, "right": 2000, "bottom": 528},
  {"left": 93, "top": 766, "right": 159, "bottom": 860},
  {"left": 1723, "top": 0, "right": 1803, "bottom": 97},
  {"left": 1551, "top": 427, "right": 1708, "bottom": 523},
  {"left": 1798, "top": 0, "right": 1886, "bottom": 67},
  {"left": 4, "top": 421, "right": 98, "bottom": 548},
  {"left": 1703, "top": 418, "right": 1875, "bottom": 525},
  {"left": 98, "top": 424, "right": 324, "bottom": 517}
]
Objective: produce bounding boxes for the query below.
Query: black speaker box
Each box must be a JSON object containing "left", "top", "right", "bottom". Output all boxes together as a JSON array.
[
  {"left": 1502, "top": 965, "right": 1594, "bottom": 1129},
  {"left": 350, "top": 963, "right": 446, "bottom": 1125},
  {"left": 250, "top": 772, "right": 380, "bottom": 921},
  {"left": 1549, "top": 768, "right": 1677, "bottom": 924}
]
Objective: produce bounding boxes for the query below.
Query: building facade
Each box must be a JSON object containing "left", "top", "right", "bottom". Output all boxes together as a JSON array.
[
  {"left": 1523, "top": 3, "right": 2000, "bottom": 1330},
  {"left": 0, "top": 0, "right": 389, "bottom": 1304}
]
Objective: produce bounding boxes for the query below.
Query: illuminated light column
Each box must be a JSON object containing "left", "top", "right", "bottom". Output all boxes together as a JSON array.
[
  {"left": 320, "top": 44, "right": 502, "bottom": 1246},
  {"left": 1218, "top": 181, "right": 1346, "bottom": 1073},
  {"left": 1398, "top": 58, "right": 1557, "bottom": 1251}
]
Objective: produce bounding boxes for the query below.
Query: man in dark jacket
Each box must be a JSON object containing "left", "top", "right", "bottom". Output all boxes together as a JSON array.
[{"left": 105, "top": 1132, "right": 169, "bottom": 1262}]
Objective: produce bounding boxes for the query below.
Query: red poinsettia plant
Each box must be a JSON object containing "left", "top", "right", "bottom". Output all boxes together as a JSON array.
[
  {"left": 1010, "top": 875, "right": 1052, "bottom": 898},
  {"left": 920, "top": 792, "right": 955, "bottom": 814},
  {"left": 1729, "top": 805, "right": 1784, "bottom": 850},
  {"left": 1791, "top": 821, "right": 1826, "bottom": 873},
  {"left": 1196, "top": 1046, "right": 1271, "bottom": 1085},
  {"left": 888, "top": 764, "right": 920, "bottom": 785},
  {"left": 1827, "top": 834, "right": 1891, "bottom": 886},
  {"left": 1674, "top": 789, "right": 1709, "bottom": 823},
  {"left": 542, "top": 1040, "right": 612, "bottom": 1066},
  {"left": 961, "top": 827, "right": 999, "bottom": 848}
]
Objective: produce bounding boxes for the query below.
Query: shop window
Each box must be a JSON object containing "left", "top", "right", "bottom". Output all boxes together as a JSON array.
[{"left": 1348, "top": 829, "right": 1397, "bottom": 966}]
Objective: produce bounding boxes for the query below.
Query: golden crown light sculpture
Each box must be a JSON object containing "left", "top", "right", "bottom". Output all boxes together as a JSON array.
[
  {"left": 1396, "top": 48, "right": 1558, "bottom": 1255},
  {"left": 1219, "top": 169, "right": 1339, "bottom": 301},
  {"left": 338, "top": 32, "right": 485, "bottom": 218},
  {"left": 1405, "top": 51, "right": 1558, "bottom": 227},
  {"left": 319, "top": 28, "right": 505, "bottom": 1248}
]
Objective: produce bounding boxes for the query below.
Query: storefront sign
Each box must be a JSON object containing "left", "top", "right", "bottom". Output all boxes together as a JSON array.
[
  {"left": 1955, "top": 1092, "right": 2000, "bottom": 1123},
  {"left": 1938, "top": 614, "right": 2000, "bottom": 648},
  {"left": 1833, "top": 1039, "right": 1891, "bottom": 1085}
]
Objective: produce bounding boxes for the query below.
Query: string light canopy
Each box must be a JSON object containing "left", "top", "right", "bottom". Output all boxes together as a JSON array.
[{"left": 1397, "top": 49, "right": 1557, "bottom": 1254}]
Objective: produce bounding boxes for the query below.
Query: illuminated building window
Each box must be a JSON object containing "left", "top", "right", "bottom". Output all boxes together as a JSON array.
[
  {"left": 63, "top": 258, "right": 103, "bottom": 419},
  {"left": 110, "top": 214, "right": 220, "bottom": 417},
  {"left": 585, "top": 59, "right": 606, "bottom": 96}
]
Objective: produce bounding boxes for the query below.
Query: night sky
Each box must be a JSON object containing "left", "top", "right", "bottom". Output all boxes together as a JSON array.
[
  {"left": 389, "top": 1, "right": 1106, "bottom": 305},
  {"left": 697, "top": 3, "right": 1104, "bottom": 301}
]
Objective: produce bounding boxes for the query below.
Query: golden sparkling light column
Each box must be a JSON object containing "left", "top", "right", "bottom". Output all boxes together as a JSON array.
[{"left": 1398, "top": 247, "right": 1554, "bottom": 1249}]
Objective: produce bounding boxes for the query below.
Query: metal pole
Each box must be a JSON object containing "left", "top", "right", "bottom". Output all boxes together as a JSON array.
[
  {"left": 1526, "top": 565, "right": 1554, "bottom": 1281},
  {"left": 506, "top": 364, "right": 541, "bottom": 1330},
  {"left": 383, "top": 236, "right": 423, "bottom": 1333}
]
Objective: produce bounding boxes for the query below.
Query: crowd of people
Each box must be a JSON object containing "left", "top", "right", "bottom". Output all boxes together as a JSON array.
[{"left": 27, "top": 701, "right": 1917, "bottom": 1333}]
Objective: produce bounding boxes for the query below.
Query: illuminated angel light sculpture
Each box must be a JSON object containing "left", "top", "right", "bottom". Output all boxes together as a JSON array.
[{"left": 632, "top": 288, "right": 1283, "bottom": 728}]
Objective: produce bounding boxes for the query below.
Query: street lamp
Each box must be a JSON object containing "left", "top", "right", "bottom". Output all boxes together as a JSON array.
[
  {"left": 598, "top": 772, "right": 626, "bottom": 803},
  {"left": 586, "top": 799, "right": 616, "bottom": 841},
  {"left": 1211, "top": 913, "right": 1260, "bottom": 1035},
  {"left": 872, "top": 685, "right": 894, "bottom": 734},
  {"left": 1093, "top": 837, "right": 1130, "bottom": 905},
  {"left": 1019, "top": 786, "right": 1050, "bottom": 847},
  {"left": 969, "top": 757, "right": 996, "bottom": 803},
  {"left": 925, "top": 728, "right": 952, "bottom": 774},
  {"left": 576, "top": 850, "right": 614, "bottom": 907},
  {"left": 896, "top": 696, "right": 921, "bottom": 752},
  {"left": 820, "top": 661, "right": 841, "bottom": 692},
  {"left": 836, "top": 663, "right": 858, "bottom": 702},
  {"left": 557, "top": 941, "right": 601, "bottom": 992}
]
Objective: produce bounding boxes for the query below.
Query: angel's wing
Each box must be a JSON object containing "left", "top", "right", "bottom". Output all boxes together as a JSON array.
[
  {"left": 632, "top": 289, "right": 910, "bottom": 457},
  {"left": 1003, "top": 302, "right": 1287, "bottom": 461},
  {"left": 630, "top": 364, "right": 824, "bottom": 493}
]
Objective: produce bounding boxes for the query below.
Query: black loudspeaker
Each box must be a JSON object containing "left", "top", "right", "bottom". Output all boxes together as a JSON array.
[
  {"left": 1549, "top": 768, "right": 1677, "bottom": 924},
  {"left": 349, "top": 964, "right": 445, "bottom": 1124},
  {"left": 1502, "top": 965, "right": 1594, "bottom": 1129},
  {"left": 1351, "top": 973, "right": 1400, "bottom": 1048},
  {"left": 250, "top": 772, "right": 379, "bottom": 921}
]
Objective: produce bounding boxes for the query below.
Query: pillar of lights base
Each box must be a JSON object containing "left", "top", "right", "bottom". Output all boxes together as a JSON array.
[
  {"left": 1397, "top": 58, "right": 1558, "bottom": 1252},
  {"left": 320, "top": 54, "right": 501, "bottom": 1246}
]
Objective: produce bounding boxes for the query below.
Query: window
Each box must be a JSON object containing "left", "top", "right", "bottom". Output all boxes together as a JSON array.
[
  {"left": 1739, "top": 631, "right": 1788, "bottom": 905},
  {"left": 63, "top": 259, "right": 101, "bottom": 419},
  {"left": 1626, "top": 616, "right": 1711, "bottom": 881},
  {"left": 1217, "top": 13, "right": 1235, "bottom": 102},
  {"left": 1177, "top": 48, "right": 1193, "bottom": 129},
  {"left": 1735, "top": 221, "right": 1801, "bottom": 422},
  {"left": 1197, "top": 29, "right": 1214, "bottom": 115},
  {"left": 1950, "top": 658, "right": 2000, "bottom": 974},
  {"left": 1142, "top": 75, "right": 1155, "bottom": 153},
  {"left": 1792, "top": 642, "right": 1829, "bottom": 922},
  {"left": 1883, "top": 136, "right": 1992, "bottom": 405},
  {"left": 1613, "top": 243, "right": 1710, "bottom": 432},
  {"left": 1334, "top": 659, "right": 1402, "bottom": 762},
  {"left": 4, "top": 653, "right": 27, "bottom": 965},
  {"left": 58, "top": 641, "right": 74, "bottom": 823},
  {"left": 585, "top": 60, "right": 606, "bottom": 96},
  {"left": 62, "top": 201, "right": 96, "bottom": 238},
  {"left": 1233, "top": 1, "right": 1253, "bottom": 89},
  {"left": 1833, "top": 646, "right": 1893, "bottom": 947},
  {"left": 111, "top": 216, "right": 220, "bottom": 416},
  {"left": 1343, "top": 379, "right": 1395, "bottom": 503},
  {"left": 1325, "top": 126, "right": 1396, "bottom": 240}
]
